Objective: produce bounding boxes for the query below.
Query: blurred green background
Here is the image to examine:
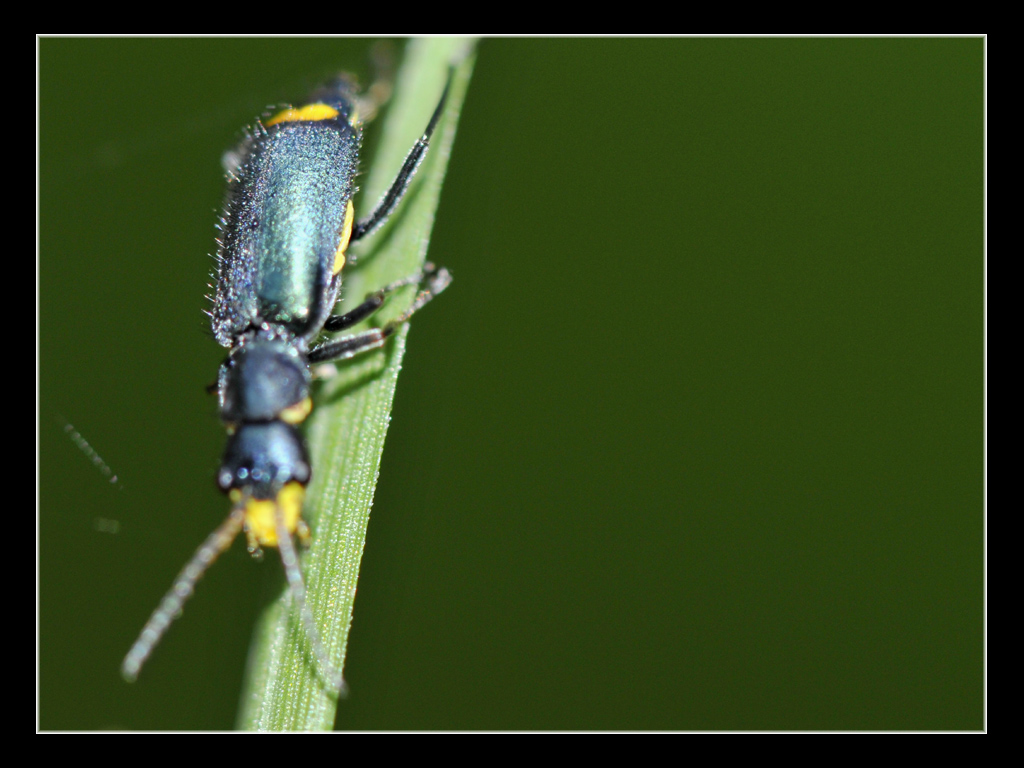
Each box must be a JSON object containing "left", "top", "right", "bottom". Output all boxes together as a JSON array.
[{"left": 39, "top": 38, "right": 983, "bottom": 730}]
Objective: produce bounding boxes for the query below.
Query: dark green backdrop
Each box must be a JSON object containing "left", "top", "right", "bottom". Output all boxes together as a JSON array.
[{"left": 39, "top": 38, "right": 983, "bottom": 730}]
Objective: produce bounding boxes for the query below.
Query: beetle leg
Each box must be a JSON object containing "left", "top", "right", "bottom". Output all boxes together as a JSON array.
[
  {"left": 310, "top": 265, "right": 451, "bottom": 364},
  {"left": 349, "top": 71, "right": 452, "bottom": 243}
]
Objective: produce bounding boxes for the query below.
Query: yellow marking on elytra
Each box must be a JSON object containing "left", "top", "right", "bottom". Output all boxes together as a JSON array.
[
  {"left": 333, "top": 200, "right": 355, "bottom": 275},
  {"left": 280, "top": 396, "right": 313, "bottom": 425},
  {"left": 266, "top": 103, "right": 339, "bottom": 127},
  {"left": 232, "top": 481, "right": 306, "bottom": 547}
]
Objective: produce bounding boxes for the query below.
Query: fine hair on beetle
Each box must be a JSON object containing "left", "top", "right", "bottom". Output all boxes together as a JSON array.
[{"left": 122, "top": 64, "right": 455, "bottom": 693}]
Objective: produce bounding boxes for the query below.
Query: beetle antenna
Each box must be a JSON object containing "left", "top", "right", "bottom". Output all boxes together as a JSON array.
[
  {"left": 122, "top": 508, "right": 246, "bottom": 682},
  {"left": 275, "top": 508, "right": 347, "bottom": 695}
]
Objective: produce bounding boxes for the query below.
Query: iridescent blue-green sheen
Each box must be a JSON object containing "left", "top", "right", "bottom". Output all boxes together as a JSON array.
[{"left": 214, "top": 118, "right": 358, "bottom": 345}]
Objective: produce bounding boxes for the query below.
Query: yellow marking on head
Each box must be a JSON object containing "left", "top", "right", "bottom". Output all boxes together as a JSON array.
[
  {"left": 333, "top": 200, "right": 355, "bottom": 275},
  {"left": 242, "top": 482, "right": 306, "bottom": 547},
  {"left": 266, "top": 103, "right": 340, "bottom": 127},
  {"left": 280, "top": 396, "right": 313, "bottom": 425}
]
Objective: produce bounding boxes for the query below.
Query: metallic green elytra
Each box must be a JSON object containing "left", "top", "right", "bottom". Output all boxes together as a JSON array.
[
  {"left": 122, "top": 68, "right": 454, "bottom": 693},
  {"left": 213, "top": 86, "right": 360, "bottom": 342}
]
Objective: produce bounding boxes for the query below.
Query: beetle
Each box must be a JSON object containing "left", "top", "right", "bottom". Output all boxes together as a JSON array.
[{"left": 121, "top": 68, "right": 453, "bottom": 693}]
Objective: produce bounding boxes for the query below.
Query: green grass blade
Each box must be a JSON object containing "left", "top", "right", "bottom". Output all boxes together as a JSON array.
[{"left": 236, "top": 38, "right": 476, "bottom": 732}]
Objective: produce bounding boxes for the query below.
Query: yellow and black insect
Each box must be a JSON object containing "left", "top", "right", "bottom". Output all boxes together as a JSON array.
[{"left": 122, "top": 70, "right": 452, "bottom": 692}]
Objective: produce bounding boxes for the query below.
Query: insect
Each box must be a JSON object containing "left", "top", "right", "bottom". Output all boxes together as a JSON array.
[{"left": 121, "top": 68, "right": 453, "bottom": 692}]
